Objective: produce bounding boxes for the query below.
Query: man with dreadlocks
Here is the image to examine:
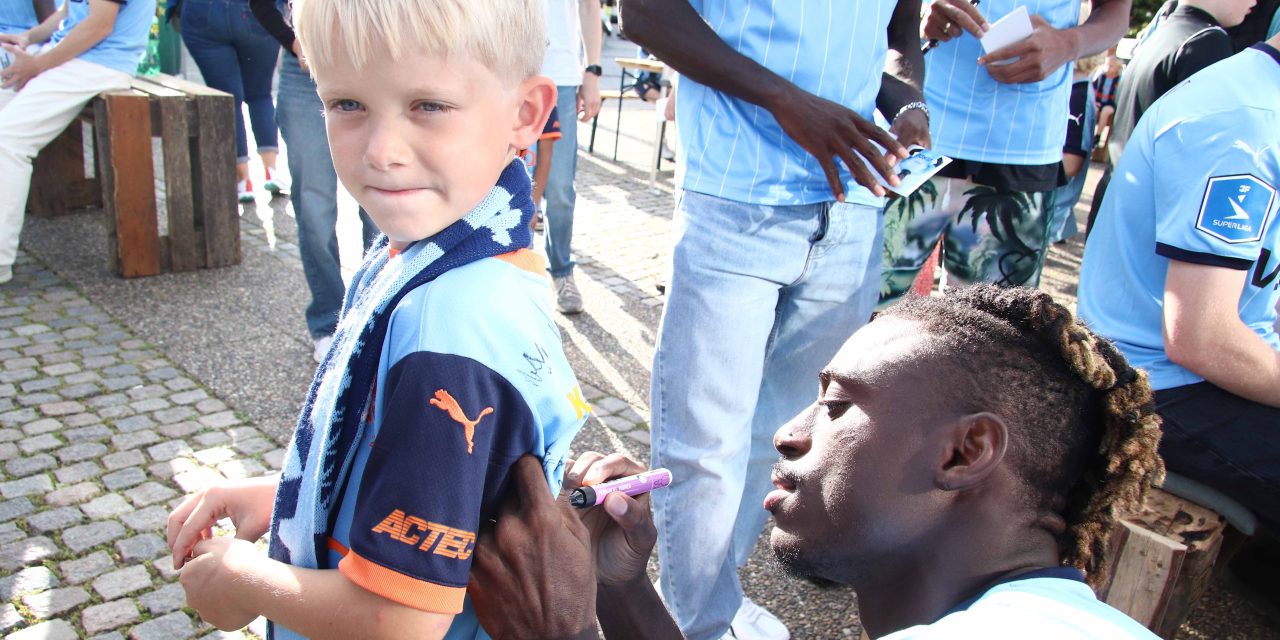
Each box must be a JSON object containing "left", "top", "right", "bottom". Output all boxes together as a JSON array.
[{"left": 463, "top": 285, "right": 1164, "bottom": 639}]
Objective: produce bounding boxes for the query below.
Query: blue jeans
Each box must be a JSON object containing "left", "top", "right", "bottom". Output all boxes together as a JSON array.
[
  {"left": 275, "top": 60, "right": 376, "bottom": 338},
  {"left": 651, "top": 191, "right": 883, "bottom": 640},
  {"left": 180, "top": 0, "right": 280, "bottom": 163},
  {"left": 542, "top": 86, "right": 578, "bottom": 278}
]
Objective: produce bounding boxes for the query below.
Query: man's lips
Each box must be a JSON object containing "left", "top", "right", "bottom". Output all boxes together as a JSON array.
[{"left": 764, "top": 469, "right": 797, "bottom": 512}]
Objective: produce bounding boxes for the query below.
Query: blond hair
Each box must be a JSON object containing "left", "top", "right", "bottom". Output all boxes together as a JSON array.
[{"left": 292, "top": 0, "right": 546, "bottom": 83}]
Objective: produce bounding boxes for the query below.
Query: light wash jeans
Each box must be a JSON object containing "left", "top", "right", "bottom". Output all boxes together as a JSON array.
[
  {"left": 275, "top": 59, "right": 375, "bottom": 338},
  {"left": 542, "top": 85, "right": 578, "bottom": 278},
  {"left": 0, "top": 54, "right": 131, "bottom": 269},
  {"left": 651, "top": 190, "right": 883, "bottom": 640}
]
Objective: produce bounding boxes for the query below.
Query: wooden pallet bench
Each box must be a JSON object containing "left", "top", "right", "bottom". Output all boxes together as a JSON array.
[{"left": 27, "top": 73, "right": 240, "bottom": 278}]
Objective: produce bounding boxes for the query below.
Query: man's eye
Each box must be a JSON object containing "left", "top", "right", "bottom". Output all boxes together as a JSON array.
[{"left": 816, "top": 399, "right": 851, "bottom": 418}]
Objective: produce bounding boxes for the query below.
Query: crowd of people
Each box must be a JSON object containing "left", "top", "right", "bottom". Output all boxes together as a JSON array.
[{"left": 0, "top": 0, "right": 1278, "bottom": 637}]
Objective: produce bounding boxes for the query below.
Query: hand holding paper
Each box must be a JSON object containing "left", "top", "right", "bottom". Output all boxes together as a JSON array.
[{"left": 980, "top": 11, "right": 1081, "bottom": 84}]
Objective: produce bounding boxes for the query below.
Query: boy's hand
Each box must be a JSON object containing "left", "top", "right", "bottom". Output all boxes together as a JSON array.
[
  {"left": 167, "top": 475, "right": 279, "bottom": 570},
  {"left": 565, "top": 452, "right": 657, "bottom": 587},
  {"left": 181, "top": 537, "right": 261, "bottom": 631},
  {"left": 1, "top": 45, "right": 44, "bottom": 91},
  {"left": 0, "top": 33, "right": 30, "bottom": 48}
]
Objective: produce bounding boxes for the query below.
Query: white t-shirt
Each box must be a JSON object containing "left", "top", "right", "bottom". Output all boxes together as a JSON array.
[{"left": 541, "top": 0, "right": 584, "bottom": 87}]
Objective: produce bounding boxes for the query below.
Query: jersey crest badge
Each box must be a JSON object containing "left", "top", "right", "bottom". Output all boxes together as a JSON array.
[{"left": 1195, "top": 174, "right": 1276, "bottom": 244}]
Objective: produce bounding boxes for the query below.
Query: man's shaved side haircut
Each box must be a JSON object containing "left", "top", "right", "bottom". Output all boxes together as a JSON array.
[{"left": 883, "top": 285, "right": 1165, "bottom": 588}]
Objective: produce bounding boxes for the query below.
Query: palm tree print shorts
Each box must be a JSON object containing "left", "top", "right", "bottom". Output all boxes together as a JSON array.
[{"left": 878, "top": 176, "right": 1054, "bottom": 306}]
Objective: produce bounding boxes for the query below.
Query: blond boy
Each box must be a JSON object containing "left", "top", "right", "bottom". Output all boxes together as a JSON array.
[{"left": 165, "top": 1, "right": 588, "bottom": 637}]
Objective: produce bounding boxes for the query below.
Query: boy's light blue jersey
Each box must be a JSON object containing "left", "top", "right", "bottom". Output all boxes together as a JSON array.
[
  {"left": 925, "top": 0, "right": 1081, "bottom": 165},
  {"left": 0, "top": 1, "right": 38, "bottom": 34},
  {"left": 676, "top": 0, "right": 895, "bottom": 207},
  {"left": 1078, "top": 45, "right": 1280, "bottom": 391},
  {"left": 50, "top": 0, "right": 155, "bottom": 75}
]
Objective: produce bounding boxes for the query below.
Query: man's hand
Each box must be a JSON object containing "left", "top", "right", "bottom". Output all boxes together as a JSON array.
[
  {"left": 567, "top": 453, "right": 657, "bottom": 587},
  {"left": 890, "top": 108, "right": 931, "bottom": 150},
  {"left": 468, "top": 455, "right": 599, "bottom": 640},
  {"left": 980, "top": 15, "right": 1079, "bottom": 84},
  {"left": 1, "top": 44, "right": 44, "bottom": 91},
  {"left": 922, "top": 0, "right": 990, "bottom": 42},
  {"left": 0, "top": 33, "right": 30, "bottom": 48},
  {"left": 770, "top": 87, "right": 908, "bottom": 199},
  {"left": 180, "top": 537, "right": 262, "bottom": 631},
  {"left": 578, "top": 75, "right": 602, "bottom": 122},
  {"left": 167, "top": 475, "right": 279, "bottom": 570}
]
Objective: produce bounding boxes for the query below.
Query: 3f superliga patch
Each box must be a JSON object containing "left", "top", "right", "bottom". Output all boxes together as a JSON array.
[{"left": 1196, "top": 174, "right": 1277, "bottom": 244}]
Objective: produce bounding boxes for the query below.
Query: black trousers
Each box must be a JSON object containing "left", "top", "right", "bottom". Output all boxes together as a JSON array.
[{"left": 1156, "top": 382, "right": 1280, "bottom": 532}]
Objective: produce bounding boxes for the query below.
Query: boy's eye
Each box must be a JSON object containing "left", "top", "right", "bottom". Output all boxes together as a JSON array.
[
  {"left": 414, "top": 101, "right": 449, "bottom": 113},
  {"left": 329, "top": 99, "right": 362, "bottom": 113}
]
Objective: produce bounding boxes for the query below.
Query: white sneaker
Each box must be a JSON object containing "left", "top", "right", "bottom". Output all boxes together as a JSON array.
[
  {"left": 312, "top": 334, "right": 334, "bottom": 364},
  {"left": 0, "top": 265, "right": 11, "bottom": 284},
  {"left": 722, "top": 597, "right": 790, "bottom": 640}
]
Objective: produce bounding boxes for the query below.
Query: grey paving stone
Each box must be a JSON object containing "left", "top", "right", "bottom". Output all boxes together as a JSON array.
[
  {"left": 192, "top": 432, "right": 229, "bottom": 447},
  {"left": 137, "top": 582, "right": 186, "bottom": 615},
  {"left": 111, "top": 430, "right": 160, "bottom": 452},
  {"left": 0, "top": 474, "right": 51, "bottom": 499},
  {"left": 81, "top": 494, "right": 133, "bottom": 520},
  {"left": 15, "top": 434, "right": 59, "bottom": 455},
  {"left": 217, "top": 458, "right": 267, "bottom": 480},
  {"left": 13, "top": 325, "right": 49, "bottom": 338},
  {"left": 169, "top": 390, "right": 208, "bottom": 405},
  {"left": 101, "top": 376, "right": 144, "bottom": 392},
  {"left": 0, "top": 604, "right": 20, "bottom": 632},
  {"left": 148, "top": 457, "right": 197, "bottom": 480},
  {"left": 115, "top": 534, "right": 167, "bottom": 562},
  {"left": 22, "top": 586, "right": 91, "bottom": 618},
  {"left": 64, "top": 413, "right": 101, "bottom": 428},
  {"left": 38, "top": 401, "right": 83, "bottom": 417},
  {"left": 0, "top": 498, "right": 32, "bottom": 523},
  {"left": 62, "top": 520, "right": 126, "bottom": 554},
  {"left": 147, "top": 440, "right": 192, "bottom": 462},
  {"left": 63, "top": 423, "right": 112, "bottom": 442},
  {"left": 65, "top": 371, "right": 102, "bottom": 385},
  {"left": 105, "top": 364, "right": 141, "bottom": 377},
  {"left": 0, "top": 429, "right": 21, "bottom": 443},
  {"left": 45, "top": 482, "right": 100, "bottom": 506},
  {"left": 60, "top": 383, "right": 102, "bottom": 399},
  {"left": 5, "top": 454, "right": 55, "bottom": 477},
  {"left": 18, "top": 378, "right": 58, "bottom": 393},
  {"left": 192, "top": 447, "right": 235, "bottom": 466},
  {"left": 83, "top": 356, "right": 120, "bottom": 371},
  {"left": 5, "top": 619, "right": 78, "bottom": 640},
  {"left": 263, "top": 449, "right": 286, "bottom": 470},
  {"left": 0, "top": 523, "right": 21, "bottom": 545},
  {"left": 58, "top": 550, "right": 115, "bottom": 585},
  {"left": 144, "top": 367, "right": 180, "bottom": 381},
  {"left": 0, "top": 536, "right": 57, "bottom": 571},
  {"left": 5, "top": 357, "right": 38, "bottom": 370},
  {"left": 129, "top": 611, "right": 195, "bottom": 640},
  {"left": 0, "top": 371, "right": 36, "bottom": 386},
  {"left": 198, "top": 411, "right": 240, "bottom": 429},
  {"left": 101, "top": 467, "right": 147, "bottom": 492},
  {"left": 600, "top": 415, "right": 636, "bottom": 433},
  {"left": 92, "top": 565, "right": 151, "bottom": 600},
  {"left": 593, "top": 396, "right": 630, "bottom": 415},
  {"left": 102, "top": 450, "right": 146, "bottom": 471},
  {"left": 232, "top": 438, "right": 274, "bottom": 456},
  {"left": 41, "top": 363, "right": 79, "bottom": 377},
  {"left": 98, "top": 404, "right": 136, "bottom": 420},
  {"left": 129, "top": 398, "right": 169, "bottom": 413},
  {"left": 157, "top": 421, "right": 202, "bottom": 439},
  {"left": 80, "top": 600, "right": 141, "bottom": 635},
  {"left": 0, "top": 566, "right": 58, "bottom": 599},
  {"left": 194, "top": 398, "right": 227, "bottom": 414},
  {"left": 26, "top": 506, "right": 84, "bottom": 533},
  {"left": 163, "top": 378, "right": 197, "bottom": 392},
  {"left": 155, "top": 406, "right": 197, "bottom": 425},
  {"left": 120, "top": 506, "right": 168, "bottom": 532},
  {"left": 173, "top": 467, "right": 224, "bottom": 494},
  {"left": 55, "top": 441, "right": 108, "bottom": 464},
  {"left": 87, "top": 394, "right": 128, "bottom": 409},
  {"left": 123, "top": 482, "right": 177, "bottom": 507},
  {"left": 53, "top": 461, "right": 103, "bottom": 485},
  {"left": 0, "top": 443, "right": 15, "bottom": 462}
]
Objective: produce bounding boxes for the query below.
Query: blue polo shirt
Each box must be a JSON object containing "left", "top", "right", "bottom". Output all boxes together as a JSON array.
[
  {"left": 0, "top": 1, "right": 38, "bottom": 35},
  {"left": 676, "top": 0, "right": 895, "bottom": 207},
  {"left": 1078, "top": 45, "right": 1280, "bottom": 391},
  {"left": 925, "top": 0, "right": 1081, "bottom": 165},
  {"left": 49, "top": 0, "right": 155, "bottom": 75}
]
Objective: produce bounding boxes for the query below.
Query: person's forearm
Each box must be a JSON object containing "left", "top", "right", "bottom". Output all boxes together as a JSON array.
[
  {"left": 877, "top": 0, "right": 926, "bottom": 117},
  {"left": 239, "top": 559, "right": 453, "bottom": 640},
  {"left": 596, "top": 575, "right": 684, "bottom": 640},
  {"left": 34, "top": 10, "right": 114, "bottom": 71},
  {"left": 621, "top": 0, "right": 792, "bottom": 113},
  {"left": 1165, "top": 323, "right": 1280, "bottom": 407},
  {"left": 249, "top": 0, "right": 297, "bottom": 53},
  {"left": 24, "top": 4, "right": 65, "bottom": 44},
  {"left": 1062, "top": 0, "right": 1131, "bottom": 59},
  {"left": 1062, "top": 151, "right": 1086, "bottom": 177},
  {"left": 579, "top": 0, "right": 601, "bottom": 66}
]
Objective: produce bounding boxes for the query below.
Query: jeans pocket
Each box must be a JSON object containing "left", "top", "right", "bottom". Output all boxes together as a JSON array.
[{"left": 179, "top": 0, "right": 214, "bottom": 34}]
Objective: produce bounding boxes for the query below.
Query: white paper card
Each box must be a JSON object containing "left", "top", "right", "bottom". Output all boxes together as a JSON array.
[
  {"left": 876, "top": 146, "right": 953, "bottom": 197},
  {"left": 980, "top": 5, "right": 1033, "bottom": 60}
]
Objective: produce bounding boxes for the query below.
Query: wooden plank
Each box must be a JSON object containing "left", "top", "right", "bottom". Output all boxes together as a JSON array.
[
  {"left": 159, "top": 97, "right": 198, "bottom": 272},
  {"left": 99, "top": 92, "right": 161, "bottom": 277},
  {"left": 28, "top": 120, "right": 97, "bottom": 217},
  {"left": 1103, "top": 520, "right": 1186, "bottom": 628},
  {"left": 190, "top": 91, "right": 239, "bottom": 268}
]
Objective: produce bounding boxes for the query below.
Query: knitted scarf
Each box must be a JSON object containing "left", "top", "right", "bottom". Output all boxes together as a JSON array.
[{"left": 267, "top": 160, "right": 533, "bottom": 571}]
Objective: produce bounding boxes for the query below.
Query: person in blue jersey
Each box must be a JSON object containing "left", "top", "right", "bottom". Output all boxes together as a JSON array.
[
  {"left": 1046, "top": 52, "right": 1101, "bottom": 244},
  {"left": 0, "top": 0, "right": 156, "bottom": 285},
  {"left": 467, "top": 286, "right": 1165, "bottom": 640},
  {"left": 0, "top": 1, "right": 55, "bottom": 36},
  {"left": 624, "top": 0, "right": 927, "bottom": 637},
  {"left": 165, "top": 1, "right": 589, "bottom": 638},
  {"left": 878, "top": 0, "right": 1131, "bottom": 304},
  {"left": 1078, "top": 34, "right": 1280, "bottom": 533}
]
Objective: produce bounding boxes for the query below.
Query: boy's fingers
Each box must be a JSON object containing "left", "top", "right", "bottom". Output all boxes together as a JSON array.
[
  {"left": 166, "top": 494, "right": 201, "bottom": 549},
  {"left": 577, "top": 453, "right": 646, "bottom": 488},
  {"left": 566, "top": 452, "right": 605, "bottom": 487}
]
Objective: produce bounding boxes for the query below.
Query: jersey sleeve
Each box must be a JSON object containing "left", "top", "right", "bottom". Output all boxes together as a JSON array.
[
  {"left": 1063, "top": 82, "right": 1089, "bottom": 157},
  {"left": 337, "top": 350, "right": 538, "bottom": 614},
  {"left": 1152, "top": 111, "right": 1279, "bottom": 270},
  {"left": 1172, "top": 29, "right": 1234, "bottom": 86}
]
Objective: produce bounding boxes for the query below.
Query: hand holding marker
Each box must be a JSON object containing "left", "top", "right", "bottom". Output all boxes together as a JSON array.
[
  {"left": 921, "top": 0, "right": 982, "bottom": 53},
  {"left": 570, "top": 468, "right": 672, "bottom": 508}
]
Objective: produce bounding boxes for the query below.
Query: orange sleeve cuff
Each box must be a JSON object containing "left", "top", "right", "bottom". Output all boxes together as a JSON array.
[{"left": 338, "top": 550, "right": 466, "bottom": 614}]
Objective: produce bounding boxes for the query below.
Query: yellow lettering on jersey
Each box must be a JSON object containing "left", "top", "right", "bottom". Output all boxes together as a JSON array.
[{"left": 567, "top": 386, "right": 591, "bottom": 420}]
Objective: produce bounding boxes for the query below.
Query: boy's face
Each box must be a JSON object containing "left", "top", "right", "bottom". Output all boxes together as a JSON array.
[{"left": 312, "top": 49, "right": 549, "bottom": 248}]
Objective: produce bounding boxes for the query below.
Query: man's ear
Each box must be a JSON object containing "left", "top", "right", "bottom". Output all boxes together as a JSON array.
[
  {"left": 935, "top": 412, "right": 1008, "bottom": 491},
  {"left": 510, "top": 75, "right": 557, "bottom": 151}
]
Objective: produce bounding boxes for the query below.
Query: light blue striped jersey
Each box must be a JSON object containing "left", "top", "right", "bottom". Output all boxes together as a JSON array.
[
  {"left": 50, "top": 0, "right": 155, "bottom": 75},
  {"left": 676, "top": 0, "right": 896, "bottom": 207},
  {"left": 925, "top": 0, "right": 1081, "bottom": 165},
  {"left": 0, "top": 1, "right": 37, "bottom": 34}
]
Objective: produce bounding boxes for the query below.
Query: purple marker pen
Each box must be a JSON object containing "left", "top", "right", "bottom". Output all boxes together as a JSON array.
[{"left": 570, "top": 468, "right": 672, "bottom": 508}]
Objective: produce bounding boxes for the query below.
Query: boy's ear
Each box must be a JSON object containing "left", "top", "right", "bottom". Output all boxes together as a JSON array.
[
  {"left": 510, "top": 75, "right": 558, "bottom": 151},
  {"left": 934, "top": 412, "right": 1008, "bottom": 492}
]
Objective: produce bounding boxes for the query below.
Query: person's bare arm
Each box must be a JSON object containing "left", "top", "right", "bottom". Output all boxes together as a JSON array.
[
  {"left": 979, "top": 0, "right": 1132, "bottom": 83},
  {"left": 879, "top": 0, "right": 930, "bottom": 148},
  {"left": 1163, "top": 260, "right": 1280, "bottom": 407},
  {"left": 0, "top": 0, "right": 64, "bottom": 47},
  {"left": 2, "top": 0, "right": 117, "bottom": 90},
  {"left": 577, "top": 0, "right": 602, "bottom": 121},
  {"left": 1062, "top": 151, "right": 1086, "bottom": 177},
  {"left": 622, "top": 0, "right": 907, "bottom": 199},
  {"left": 181, "top": 537, "right": 455, "bottom": 640}
]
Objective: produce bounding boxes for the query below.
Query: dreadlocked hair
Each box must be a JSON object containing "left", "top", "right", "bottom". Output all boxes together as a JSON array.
[{"left": 881, "top": 285, "right": 1165, "bottom": 589}]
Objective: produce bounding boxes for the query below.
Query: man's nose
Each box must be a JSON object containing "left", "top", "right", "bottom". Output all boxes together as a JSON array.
[{"left": 773, "top": 406, "right": 815, "bottom": 460}]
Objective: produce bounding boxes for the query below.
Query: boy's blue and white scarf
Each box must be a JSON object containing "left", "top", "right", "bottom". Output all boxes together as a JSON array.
[{"left": 267, "top": 160, "right": 534, "bottom": 570}]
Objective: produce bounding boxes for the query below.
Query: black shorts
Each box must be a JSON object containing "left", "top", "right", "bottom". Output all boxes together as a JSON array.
[{"left": 1156, "top": 381, "right": 1280, "bottom": 531}]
